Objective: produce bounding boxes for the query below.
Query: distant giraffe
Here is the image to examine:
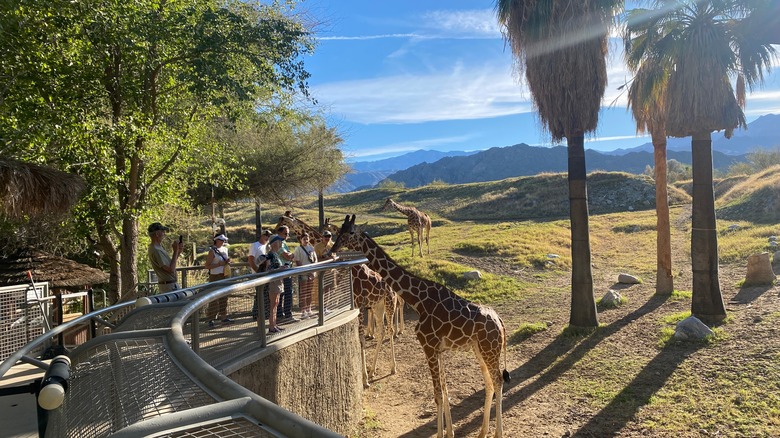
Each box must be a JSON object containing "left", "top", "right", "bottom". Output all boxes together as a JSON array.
[
  {"left": 324, "top": 217, "right": 405, "bottom": 338},
  {"left": 382, "top": 198, "right": 431, "bottom": 257},
  {"left": 331, "top": 215, "right": 509, "bottom": 438},
  {"left": 277, "top": 212, "right": 397, "bottom": 386}
]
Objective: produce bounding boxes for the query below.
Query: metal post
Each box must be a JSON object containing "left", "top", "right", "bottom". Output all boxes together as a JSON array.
[{"left": 87, "top": 289, "right": 96, "bottom": 339}]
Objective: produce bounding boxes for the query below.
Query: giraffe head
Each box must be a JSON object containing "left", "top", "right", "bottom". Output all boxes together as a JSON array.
[
  {"left": 381, "top": 198, "right": 394, "bottom": 211},
  {"left": 330, "top": 214, "right": 360, "bottom": 255},
  {"left": 323, "top": 217, "right": 340, "bottom": 234},
  {"left": 275, "top": 211, "right": 322, "bottom": 240}
]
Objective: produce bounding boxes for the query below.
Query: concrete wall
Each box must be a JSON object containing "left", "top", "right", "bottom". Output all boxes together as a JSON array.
[{"left": 228, "top": 313, "right": 364, "bottom": 436}]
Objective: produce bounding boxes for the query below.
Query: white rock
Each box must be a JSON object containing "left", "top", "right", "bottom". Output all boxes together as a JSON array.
[
  {"left": 463, "top": 270, "right": 482, "bottom": 280},
  {"left": 674, "top": 316, "right": 714, "bottom": 340},
  {"left": 617, "top": 273, "right": 641, "bottom": 284},
  {"left": 600, "top": 289, "right": 622, "bottom": 307}
]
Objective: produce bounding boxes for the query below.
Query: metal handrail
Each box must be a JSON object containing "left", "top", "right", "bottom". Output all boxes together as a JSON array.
[{"left": 0, "top": 299, "right": 135, "bottom": 378}]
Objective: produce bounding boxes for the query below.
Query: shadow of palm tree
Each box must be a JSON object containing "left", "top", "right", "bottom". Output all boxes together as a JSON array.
[
  {"left": 398, "top": 294, "right": 669, "bottom": 438},
  {"left": 730, "top": 285, "right": 772, "bottom": 304},
  {"left": 571, "top": 342, "right": 703, "bottom": 437}
]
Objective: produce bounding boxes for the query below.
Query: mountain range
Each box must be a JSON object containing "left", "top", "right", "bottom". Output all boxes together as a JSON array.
[{"left": 336, "top": 114, "right": 780, "bottom": 192}]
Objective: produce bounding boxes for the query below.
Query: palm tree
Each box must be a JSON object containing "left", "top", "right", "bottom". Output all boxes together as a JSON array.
[
  {"left": 496, "top": 0, "right": 622, "bottom": 328},
  {"left": 627, "top": 0, "right": 776, "bottom": 322},
  {"left": 623, "top": 13, "right": 674, "bottom": 295}
]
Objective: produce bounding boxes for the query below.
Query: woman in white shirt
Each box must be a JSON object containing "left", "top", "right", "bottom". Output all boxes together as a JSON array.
[
  {"left": 293, "top": 233, "right": 318, "bottom": 319},
  {"left": 205, "top": 234, "right": 232, "bottom": 326}
]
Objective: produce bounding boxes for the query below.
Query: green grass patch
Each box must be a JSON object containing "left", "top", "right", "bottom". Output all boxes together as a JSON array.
[
  {"left": 670, "top": 290, "right": 692, "bottom": 300},
  {"left": 509, "top": 322, "right": 548, "bottom": 344}
]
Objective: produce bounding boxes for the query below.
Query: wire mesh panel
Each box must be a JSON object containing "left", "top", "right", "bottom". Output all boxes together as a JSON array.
[
  {"left": 0, "top": 283, "right": 48, "bottom": 361},
  {"left": 46, "top": 335, "right": 216, "bottom": 438},
  {"left": 115, "top": 303, "right": 189, "bottom": 332},
  {"left": 194, "top": 264, "right": 355, "bottom": 368},
  {"left": 161, "top": 417, "right": 280, "bottom": 438}
]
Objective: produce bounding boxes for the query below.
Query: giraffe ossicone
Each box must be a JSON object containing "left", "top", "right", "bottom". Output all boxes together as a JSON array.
[{"left": 332, "top": 214, "right": 510, "bottom": 438}]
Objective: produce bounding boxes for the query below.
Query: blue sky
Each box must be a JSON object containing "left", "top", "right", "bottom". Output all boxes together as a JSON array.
[{"left": 302, "top": 1, "right": 780, "bottom": 162}]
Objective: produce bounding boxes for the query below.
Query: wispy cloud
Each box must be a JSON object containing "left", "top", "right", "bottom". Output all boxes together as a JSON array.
[
  {"left": 312, "top": 63, "right": 534, "bottom": 124},
  {"left": 320, "top": 33, "right": 422, "bottom": 41}
]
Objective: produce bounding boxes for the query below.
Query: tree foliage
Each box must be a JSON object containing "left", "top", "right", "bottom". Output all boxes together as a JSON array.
[{"left": 0, "top": 0, "right": 316, "bottom": 301}]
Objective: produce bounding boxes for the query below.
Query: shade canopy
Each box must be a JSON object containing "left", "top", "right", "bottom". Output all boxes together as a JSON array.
[
  {"left": 0, "top": 159, "right": 85, "bottom": 219},
  {"left": 0, "top": 249, "right": 108, "bottom": 289}
]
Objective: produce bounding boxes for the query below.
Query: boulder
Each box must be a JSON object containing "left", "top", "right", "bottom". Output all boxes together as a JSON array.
[
  {"left": 600, "top": 289, "right": 622, "bottom": 307},
  {"left": 674, "top": 316, "right": 714, "bottom": 340},
  {"left": 617, "top": 273, "right": 641, "bottom": 284},
  {"left": 744, "top": 252, "right": 776, "bottom": 286},
  {"left": 463, "top": 270, "right": 482, "bottom": 280}
]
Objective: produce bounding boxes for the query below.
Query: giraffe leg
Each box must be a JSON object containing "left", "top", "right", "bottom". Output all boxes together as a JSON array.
[
  {"left": 357, "top": 310, "right": 369, "bottom": 388},
  {"left": 365, "top": 307, "right": 375, "bottom": 339},
  {"left": 420, "top": 340, "right": 447, "bottom": 438},
  {"left": 385, "top": 290, "right": 397, "bottom": 374},
  {"left": 438, "top": 354, "right": 454, "bottom": 438},
  {"left": 474, "top": 345, "right": 496, "bottom": 438},
  {"left": 369, "top": 300, "right": 386, "bottom": 378},
  {"left": 417, "top": 227, "right": 424, "bottom": 257},
  {"left": 409, "top": 228, "right": 416, "bottom": 258},
  {"left": 395, "top": 296, "right": 405, "bottom": 337}
]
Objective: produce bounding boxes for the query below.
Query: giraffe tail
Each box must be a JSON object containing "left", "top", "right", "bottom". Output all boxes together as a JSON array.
[{"left": 500, "top": 315, "right": 510, "bottom": 383}]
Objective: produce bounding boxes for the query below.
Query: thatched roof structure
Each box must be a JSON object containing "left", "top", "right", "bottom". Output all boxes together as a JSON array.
[
  {"left": 0, "top": 159, "right": 85, "bottom": 218},
  {"left": 0, "top": 248, "right": 108, "bottom": 289}
]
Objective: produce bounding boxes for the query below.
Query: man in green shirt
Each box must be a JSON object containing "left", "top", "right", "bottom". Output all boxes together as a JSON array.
[{"left": 147, "top": 222, "right": 183, "bottom": 293}]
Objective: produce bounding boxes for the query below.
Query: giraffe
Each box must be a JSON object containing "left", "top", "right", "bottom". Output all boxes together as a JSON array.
[
  {"left": 331, "top": 215, "right": 510, "bottom": 438},
  {"left": 382, "top": 197, "right": 431, "bottom": 257},
  {"left": 325, "top": 217, "right": 405, "bottom": 338},
  {"left": 276, "top": 212, "right": 397, "bottom": 386}
]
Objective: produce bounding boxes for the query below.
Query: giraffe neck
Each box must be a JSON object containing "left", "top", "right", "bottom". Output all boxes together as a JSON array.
[
  {"left": 390, "top": 200, "right": 416, "bottom": 219},
  {"left": 354, "top": 232, "right": 442, "bottom": 313},
  {"left": 282, "top": 217, "right": 322, "bottom": 240}
]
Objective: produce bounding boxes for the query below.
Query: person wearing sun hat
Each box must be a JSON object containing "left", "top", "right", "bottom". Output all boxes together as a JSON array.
[
  {"left": 249, "top": 229, "right": 274, "bottom": 320},
  {"left": 205, "top": 233, "right": 232, "bottom": 326},
  {"left": 147, "top": 222, "right": 183, "bottom": 293}
]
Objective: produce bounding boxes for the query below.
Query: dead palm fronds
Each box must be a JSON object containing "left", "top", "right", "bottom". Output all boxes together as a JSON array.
[{"left": 0, "top": 159, "right": 85, "bottom": 219}]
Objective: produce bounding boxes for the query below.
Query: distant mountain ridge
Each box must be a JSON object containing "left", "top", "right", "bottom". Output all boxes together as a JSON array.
[
  {"left": 382, "top": 144, "right": 747, "bottom": 188},
  {"left": 338, "top": 113, "right": 780, "bottom": 192},
  {"left": 604, "top": 113, "right": 780, "bottom": 156},
  {"left": 336, "top": 149, "right": 477, "bottom": 192}
]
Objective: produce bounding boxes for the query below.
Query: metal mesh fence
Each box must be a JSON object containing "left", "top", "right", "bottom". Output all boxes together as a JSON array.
[
  {"left": 0, "top": 283, "right": 48, "bottom": 361},
  {"left": 46, "top": 335, "right": 216, "bottom": 438},
  {"left": 164, "top": 417, "right": 279, "bottom": 438},
  {"left": 194, "top": 264, "right": 354, "bottom": 369}
]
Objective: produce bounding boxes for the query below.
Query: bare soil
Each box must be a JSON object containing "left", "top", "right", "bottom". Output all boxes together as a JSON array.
[{"left": 355, "top": 255, "right": 780, "bottom": 437}]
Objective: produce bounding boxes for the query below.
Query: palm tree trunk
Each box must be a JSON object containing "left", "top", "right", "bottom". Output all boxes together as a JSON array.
[
  {"left": 690, "top": 131, "right": 726, "bottom": 322},
  {"left": 567, "top": 132, "right": 598, "bottom": 328},
  {"left": 653, "top": 133, "right": 674, "bottom": 295}
]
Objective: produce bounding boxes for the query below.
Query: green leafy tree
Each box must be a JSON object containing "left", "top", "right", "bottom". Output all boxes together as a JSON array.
[
  {"left": 0, "top": 0, "right": 314, "bottom": 301},
  {"left": 628, "top": 0, "right": 776, "bottom": 322},
  {"left": 496, "top": 0, "right": 622, "bottom": 328}
]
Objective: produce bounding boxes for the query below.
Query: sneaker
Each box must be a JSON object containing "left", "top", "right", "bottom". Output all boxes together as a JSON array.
[
  {"left": 208, "top": 320, "right": 215, "bottom": 328},
  {"left": 221, "top": 318, "right": 235, "bottom": 324},
  {"left": 323, "top": 308, "right": 331, "bottom": 315},
  {"left": 268, "top": 327, "right": 281, "bottom": 333}
]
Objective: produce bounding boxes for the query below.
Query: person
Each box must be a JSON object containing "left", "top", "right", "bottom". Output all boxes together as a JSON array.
[
  {"left": 313, "top": 230, "right": 335, "bottom": 314},
  {"left": 262, "top": 235, "right": 288, "bottom": 333},
  {"left": 249, "top": 229, "right": 273, "bottom": 320},
  {"left": 275, "top": 226, "right": 296, "bottom": 323},
  {"left": 147, "top": 222, "right": 183, "bottom": 293},
  {"left": 205, "top": 234, "right": 232, "bottom": 326},
  {"left": 293, "top": 233, "right": 317, "bottom": 319}
]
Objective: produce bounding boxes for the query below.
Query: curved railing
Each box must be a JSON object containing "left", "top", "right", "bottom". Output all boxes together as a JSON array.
[{"left": 0, "top": 257, "right": 367, "bottom": 437}]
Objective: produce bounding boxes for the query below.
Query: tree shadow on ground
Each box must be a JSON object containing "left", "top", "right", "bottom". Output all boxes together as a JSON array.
[
  {"left": 730, "top": 284, "right": 773, "bottom": 304},
  {"left": 571, "top": 342, "right": 703, "bottom": 437},
  {"left": 398, "top": 294, "right": 669, "bottom": 438}
]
